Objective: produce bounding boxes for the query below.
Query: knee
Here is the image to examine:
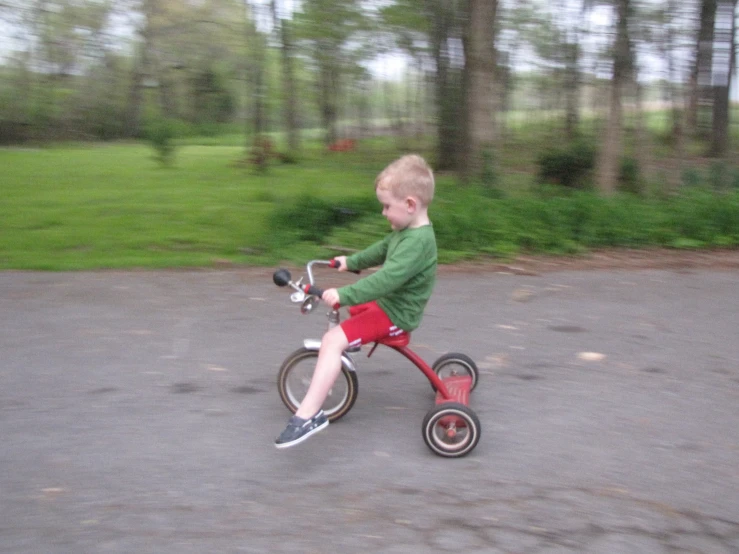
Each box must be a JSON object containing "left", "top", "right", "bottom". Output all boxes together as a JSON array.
[{"left": 321, "top": 327, "right": 348, "bottom": 352}]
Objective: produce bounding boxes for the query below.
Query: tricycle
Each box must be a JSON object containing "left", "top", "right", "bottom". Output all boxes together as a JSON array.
[{"left": 273, "top": 259, "right": 481, "bottom": 457}]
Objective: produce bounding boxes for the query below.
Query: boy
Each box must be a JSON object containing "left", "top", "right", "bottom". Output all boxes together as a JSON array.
[{"left": 275, "top": 154, "right": 438, "bottom": 448}]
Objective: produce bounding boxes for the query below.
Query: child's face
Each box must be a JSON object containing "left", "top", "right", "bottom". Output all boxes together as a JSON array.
[{"left": 377, "top": 188, "right": 412, "bottom": 231}]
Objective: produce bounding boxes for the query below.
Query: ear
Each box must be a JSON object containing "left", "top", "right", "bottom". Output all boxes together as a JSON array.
[{"left": 406, "top": 197, "right": 417, "bottom": 213}]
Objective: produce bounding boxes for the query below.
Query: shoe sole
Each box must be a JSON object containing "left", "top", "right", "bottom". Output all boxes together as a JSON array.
[{"left": 274, "top": 420, "right": 329, "bottom": 449}]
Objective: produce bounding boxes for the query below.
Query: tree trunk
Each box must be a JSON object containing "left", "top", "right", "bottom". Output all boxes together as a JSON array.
[
  {"left": 427, "top": 0, "right": 461, "bottom": 171},
  {"left": 664, "top": 0, "right": 683, "bottom": 143},
  {"left": 687, "top": 0, "right": 717, "bottom": 137},
  {"left": 633, "top": 81, "right": 651, "bottom": 189},
  {"left": 271, "top": 0, "right": 299, "bottom": 154},
  {"left": 597, "top": 80, "right": 623, "bottom": 194},
  {"left": 463, "top": 0, "right": 498, "bottom": 181},
  {"left": 125, "top": 0, "right": 157, "bottom": 138},
  {"left": 251, "top": 32, "right": 267, "bottom": 137},
  {"left": 415, "top": 59, "right": 427, "bottom": 141},
  {"left": 564, "top": 42, "right": 580, "bottom": 139},
  {"left": 596, "top": 0, "right": 632, "bottom": 195},
  {"left": 658, "top": 0, "right": 685, "bottom": 189},
  {"left": 280, "top": 17, "right": 300, "bottom": 153},
  {"left": 246, "top": 0, "right": 267, "bottom": 138},
  {"left": 156, "top": 59, "right": 177, "bottom": 120},
  {"left": 710, "top": 0, "right": 736, "bottom": 157},
  {"left": 318, "top": 47, "right": 339, "bottom": 145}
]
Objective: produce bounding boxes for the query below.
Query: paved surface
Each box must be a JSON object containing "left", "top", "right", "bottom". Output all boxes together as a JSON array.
[{"left": 1, "top": 267, "right": 739, "bottom": 553}]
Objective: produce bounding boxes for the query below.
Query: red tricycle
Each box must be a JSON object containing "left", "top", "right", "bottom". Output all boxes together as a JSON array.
[{"left": 273, "top": 260, "right": 481, "bottom": 457}]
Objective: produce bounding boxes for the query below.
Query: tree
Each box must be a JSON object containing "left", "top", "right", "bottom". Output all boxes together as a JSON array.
[
  {"left": 710, "top": 0, "right": 737, "bottom": 156},
  {"left": 506, "top": 0, "right": 587, "bottom": 139},
  {"left": 123, "top": 0, "right": 159, "bottom": 137},
  {"left": 595, "top": 0, "right": 634, "bottom": 194},
  {"left": 295, "top": 0, "right": 369, "bottom": 145},
  {"left": 426, "top": 0, "right": 466, "bottom": 170},
  {"left": 271, "top": 0, "right": 301, "bottom": 155},
  {"left": 651, "top": 0, "right": 689, "bottom": 147},
  {"left": 462, "top": 0, "right": 498, "bottom": 181},
  {"left": 687, "top": 0, "right": 717, "bottom": 138},
  {"left": 121, "top": 0, "right": 244, "bottom": 137},
  {"left": 243, "top": 1, "right": 268, "bottom": 138},
  {"left": 0, "top": 0, "right": 122, "bottom": 139}
]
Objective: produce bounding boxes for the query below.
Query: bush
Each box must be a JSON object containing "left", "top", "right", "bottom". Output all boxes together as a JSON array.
[
  {"left": 431, "top": 187, "right": 739, "bottom": 258},
  {"left": 479, "top": 148, "right": 498, "bottom": 188},
  {"left": 618, "top": 156, "right": 642, "bottom": 194},
  {"left": 681, "top": 167, "right": 702, "bottom": 188},
  {"left": 537, "top": 139, "right": 596, "bottom": 188},
  {"left": 269, "top": 194, "right": 378, "bottom": 244},
  {"left": 145, "top": 119, "right": 178, "bottom": 167},
  {"left": 708, "top": 161, "right": 730, "bottom": 191}
]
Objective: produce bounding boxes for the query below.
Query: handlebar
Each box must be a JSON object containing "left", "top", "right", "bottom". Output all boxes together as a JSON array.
[
  {"left": 328, "top": 259, "right": 361, "bottom": 274},
  {"left": 304, "top": 284, "right": 325, "bottom": 298},
  {"left": 304, "top": 259, "right": 358, "bottom": 287},
  {"left": 273, "top": 259, "right": 360, "bottom": 312}
]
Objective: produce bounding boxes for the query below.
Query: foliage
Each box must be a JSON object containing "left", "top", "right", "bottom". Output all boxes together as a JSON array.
[
  {"left": 190, "top": 68, "right": 236, "bottom": 125},
  {"left": 145, "top": 119, "right": 179, "bottom": 167},
  {"left": 250, "top": 135, "right": 275, "bottom": 173},
  {"left": 1, "top": 142, "right": 739, "bottom": 270},
  {"left": 478, "top": 148, "right": 499, "bottom": 189},
  {"left": 618, "top": 156, "right": 642, "bottom": 195},
  {"left": 537, "top": 139, "right": 596, "bottom": 188},
  {"left": 270, "top": 194, "right": 378, "bottom": 244}
]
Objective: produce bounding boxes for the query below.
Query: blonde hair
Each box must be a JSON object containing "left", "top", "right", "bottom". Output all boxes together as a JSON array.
[{"left": 375, "top": 154, "right": 435, "bottom": 206}]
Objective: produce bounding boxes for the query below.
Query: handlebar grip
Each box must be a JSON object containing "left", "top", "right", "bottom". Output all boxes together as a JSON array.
[
  {"left": 303, "top": 285, "right": 340, "bottom": 310},
  {"left": 304, "top": 284, "right": 324, "bottom": 297},
  {"left": 329, "top": 258, "right": 361, "bottom": 274}
]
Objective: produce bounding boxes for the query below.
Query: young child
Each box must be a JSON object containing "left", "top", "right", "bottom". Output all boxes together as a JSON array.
[{"left": 275, "top": 154, "right": 438, "bottom": 448}]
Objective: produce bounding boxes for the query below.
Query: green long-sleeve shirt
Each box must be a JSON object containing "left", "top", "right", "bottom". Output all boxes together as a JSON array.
[{"left": 338, "top": 224, "right": 437, "bottom": 331}]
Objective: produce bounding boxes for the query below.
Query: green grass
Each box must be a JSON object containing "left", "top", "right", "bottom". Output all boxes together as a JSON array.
[
  {"left": 2, "top": 136, "right": 738, "bottom": 270},
  {"left": 0, "top": 142, "right": 388, "bottom": 269}
]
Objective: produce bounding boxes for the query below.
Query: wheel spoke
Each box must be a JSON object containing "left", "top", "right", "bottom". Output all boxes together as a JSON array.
[{"left": 278, "top": 348, "right": 358, "bottom": 422}]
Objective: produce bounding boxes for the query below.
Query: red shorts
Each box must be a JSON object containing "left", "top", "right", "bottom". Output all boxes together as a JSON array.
[{"left": 340, "top": 301, "right": 406, "bottom": 349}]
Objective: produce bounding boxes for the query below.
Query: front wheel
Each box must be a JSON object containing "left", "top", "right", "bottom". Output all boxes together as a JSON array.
[
  {"left": 277, "top": 347, "right": 358, "bottom": 422},
  {"left": 422, "top": 402, "right": 481, "bottom": 458},
  {"left": 431, "top": 353, "right": 479, "bottom": 392}
]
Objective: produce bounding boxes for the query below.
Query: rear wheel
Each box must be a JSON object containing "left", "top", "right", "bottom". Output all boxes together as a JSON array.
[
  {"left": 422, "top": 402, "right": 481, "bottom": 458},
  {"left": 277, "top": 347, "right": 358, "bottom": 422},
  {"left": 431, "top": 353, "right": 479, "bottom": 392}
]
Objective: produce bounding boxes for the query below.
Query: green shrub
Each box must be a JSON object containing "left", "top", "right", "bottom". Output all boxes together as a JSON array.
[
  {"left": 479, "top": 148, "right": 498, "bottom": 188},
  {"left": 145, "top": 119, "right": 178, "bottom": 167},
  {"left": 537, "top": 139, "right": 596, "bottom": 188},
  {"left": 269, "top": 194, "right": 377, "bottom": 244},
  {"left": 681, "top": 167, "right": 702, "bottom": 188},
  {"left": 618, "top": 156, "right": 642, "bottom": 195},
  {"left": 709, "top": 161, "right": 729, "bottom": 191}
]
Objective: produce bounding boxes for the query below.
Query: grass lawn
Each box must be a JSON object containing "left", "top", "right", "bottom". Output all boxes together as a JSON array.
[
  {"left": 0, "top": 142, "right": 391, "bottom": 270},
  {"left": 2, "top": 129, "right": 738, "bottom": 270}
]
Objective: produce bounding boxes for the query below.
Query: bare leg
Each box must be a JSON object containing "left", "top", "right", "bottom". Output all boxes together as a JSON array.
[{"left": 294, "top": 326, "right": 350, "bottom": 419}]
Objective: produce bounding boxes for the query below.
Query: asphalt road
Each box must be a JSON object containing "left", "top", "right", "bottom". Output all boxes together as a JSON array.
[{"left": 1, "top": 267, "right": 738, "bottom": 553}]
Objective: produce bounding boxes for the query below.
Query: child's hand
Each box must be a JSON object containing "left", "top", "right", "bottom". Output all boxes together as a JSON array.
[
  {"left": 333, "top": 256, "right": 348, "bottom": 271},
  {"left": 322, "top": 288, "right": 340, "bottom": 307}
]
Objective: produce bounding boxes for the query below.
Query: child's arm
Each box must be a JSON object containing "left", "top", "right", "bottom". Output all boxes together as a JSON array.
[
  {"left": 344, "top": 235, "right": 391, "bottom": 271},
  {"left": 338, "top": 235, "right": 432, "bottom": 307}
]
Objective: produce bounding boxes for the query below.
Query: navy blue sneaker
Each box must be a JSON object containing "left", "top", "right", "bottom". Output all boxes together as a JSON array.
[{"left": 275, "top": 410, "right": 329, "bottom": 449}]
